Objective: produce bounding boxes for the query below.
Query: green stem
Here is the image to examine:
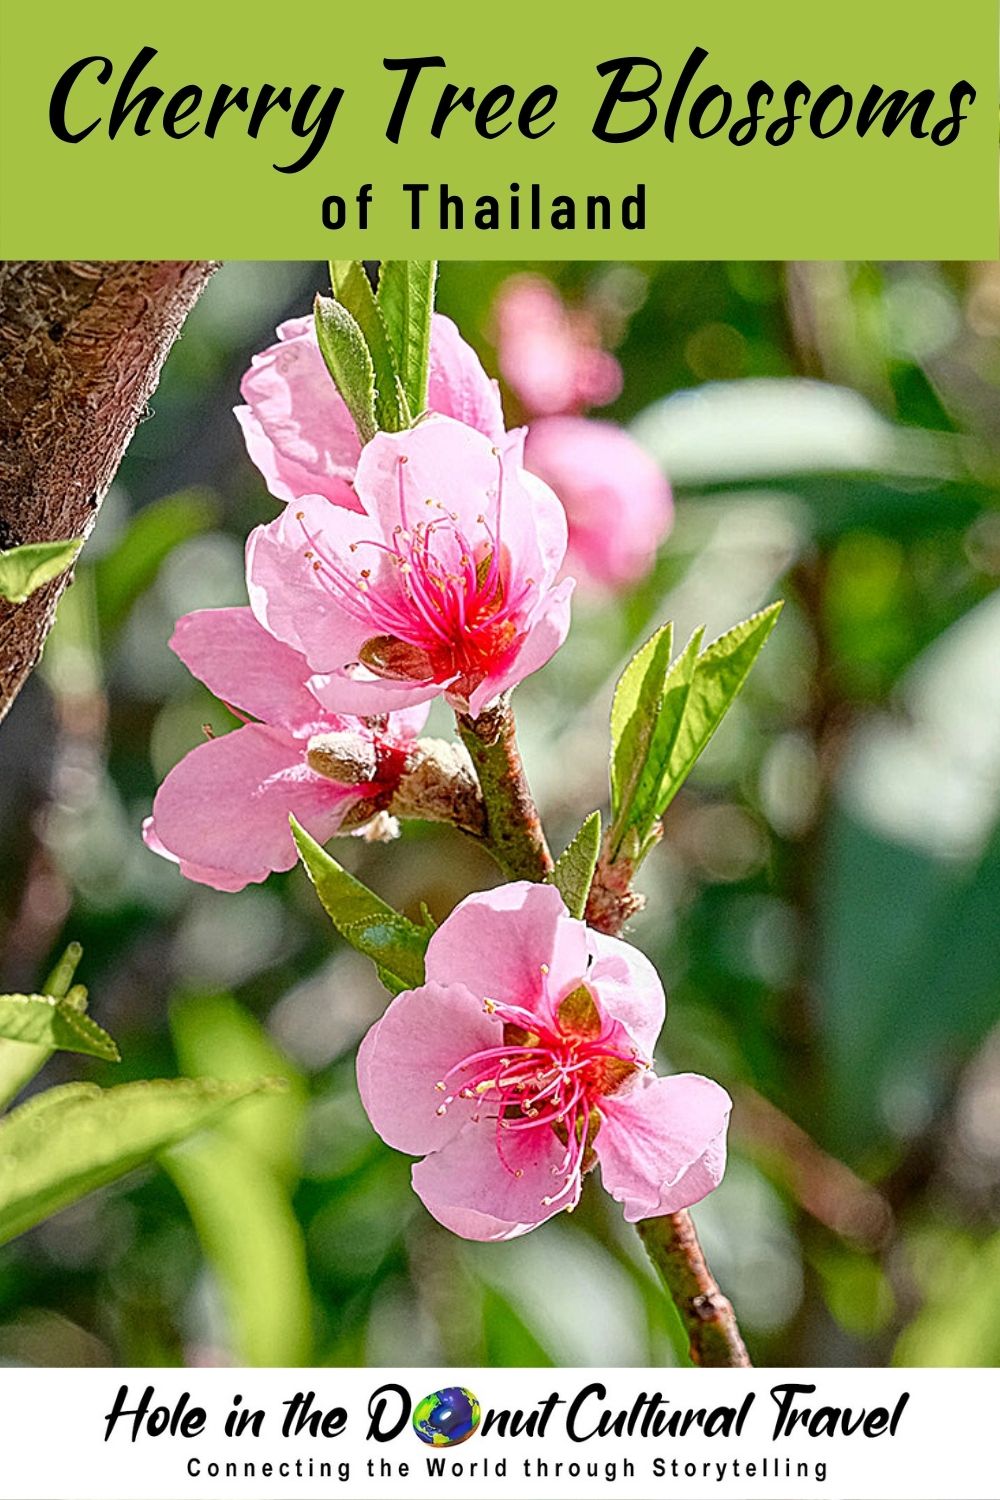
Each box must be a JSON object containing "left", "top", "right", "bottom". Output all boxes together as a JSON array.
[
  {"left": 637, "top": 1210, "right": 751, "bottom": 1367},
  {"left": 456, "top": 698, "right": 553, "bottom": 882}
]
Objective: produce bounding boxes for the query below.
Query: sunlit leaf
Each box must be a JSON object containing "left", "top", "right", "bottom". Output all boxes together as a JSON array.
[
  {"left": 377, "top": 261, "right": 437, "bottom": 416},
  {"left": 167, "top": 995, "right": 311, "bottom": 1365},
  {"left": 623, "top": 628, "right": 703, "bottom": 854},
  {"left": 481, "top": 1286, "right": 556, "bottom": 1365},
  {"left": 291, "top": 817, "right": 428, "bottom": 991},
  {"left": 328, "top": 261, "right": 410, "bottom": 431},
  {"left": 314, "top": 293, "right": 378, "bottom": 445},
  {"left": 0, "top": 538, "right": 82, "bottom": 604},
  {"left": 94, "top": 489, "right": 216, "bottom": 637},
  {"left": 609, "top": 623, "right": 674, "bottom": 825},
  {"left": 0, "top": 994, "right": 119, "bottom": 1063},
  {"left": 655, "top": 604, "right": 782, "bottom": 819},
  {"left": 0, "top": 943, "right": 84, "bottom": 1112},
  {"left": 0, "top": 1078, "right": 280, "bottom": 1245},
  {"left": 547, "top": 812, "right": 601, "bottom": 919}
]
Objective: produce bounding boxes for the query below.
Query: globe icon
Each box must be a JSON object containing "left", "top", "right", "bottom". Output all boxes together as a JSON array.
[{"left": 412, "top": 1387, "right": 481, "bottom": 1446}]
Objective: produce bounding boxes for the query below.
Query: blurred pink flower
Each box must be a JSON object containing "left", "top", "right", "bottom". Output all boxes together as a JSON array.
[
  {"left": 246, "top": 416, "right": 573, "bottom": 719},
  {"left": 357, "top": 882, "right": 731, "bottom": 1241},
  {"left": 235, "top": 312, "right": 505, "bottom": 510},
  {"left": 143, "top": 607, "right": 426, "bottom": 891},
  {"left": 524, "top": 417, "right": 673, "bottom": 589},
  {"left": 494, "top": 274, "right": 623, "bottom": 417}
]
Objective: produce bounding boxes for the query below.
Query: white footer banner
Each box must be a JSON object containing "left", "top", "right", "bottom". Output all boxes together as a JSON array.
[{"left": 0, "top": 1367, "right": 996, "bottom": 1499}]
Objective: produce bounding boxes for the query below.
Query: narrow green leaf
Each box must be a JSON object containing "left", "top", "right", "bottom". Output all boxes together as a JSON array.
[
  {"left": 0, "top": 1077, "right": 281, "bottom": 1245},
  {"left": 166, "top": 1139, "right": 311, "bottom": 1366},
  {"left": 166, "top": 996, "right": 311, "bottom": 1365},
  {"left": 547, "top": 812, "right": 602, "bottom": 919},
  {"left": 43, "top": 942, "right": 83, "bottom": 1000},
  {"left": 94, "top": 489, "right": 216, "bottom": 638},
  {"left": 377, "top": 261, "right": 438, "bottom": 416},
  {"left": 328, "top": 261, "right": 410, "bottom": 431},
  {"left": 0, "top": 943, "right": 85, "bottom": 1112},
  {"left": 0, "top": 538, "right": 82, "bottom": 604},
  {"left": 0, "top": 995, "right": 120, "bottom": 1062},
  {"left": 291, "top": 817, "right": 428, "bottom": 991},
  {"left": 621, "top": 628, "right": 704, "bottom": 851},
  {"left": 655, "top": 602, "right": 784, "bottom": 819},
  {"left": 314, "top": 293, "right": 378, "bottom": 445},
  {"left": 609, "top": 623, "right": 674, "bottom": 824}
]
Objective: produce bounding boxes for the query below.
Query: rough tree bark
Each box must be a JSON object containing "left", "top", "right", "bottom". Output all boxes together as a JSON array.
[{"left": 0, "top": 260, "right": 217, "bottom": 725}]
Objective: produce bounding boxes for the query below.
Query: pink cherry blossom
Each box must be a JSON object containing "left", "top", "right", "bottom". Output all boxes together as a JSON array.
[
  {"left": 246, "top": 416, "right": 574, "bottom": 719},
  {"left": 143, "top": 606, "right": 427, "bottom": 891},
  {"left": 235, "top": 312, "right": 505, "bottom": 510},
  {"left": 494, "top": 275, "right": 623, "bottom": 418},
  {"left": 525, "top": 417, "right": 673, "bottom": 590},
  {"left": 357, "top": 882, "right": 731, "bottom": 1241}
]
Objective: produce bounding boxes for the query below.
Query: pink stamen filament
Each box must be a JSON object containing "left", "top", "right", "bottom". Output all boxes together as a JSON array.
[
  {"left": 294, "top": 450, "right": 534, "bottom": 680},
  {"left": 433, "top": 987, "right": 645, "bottom": 1210}
]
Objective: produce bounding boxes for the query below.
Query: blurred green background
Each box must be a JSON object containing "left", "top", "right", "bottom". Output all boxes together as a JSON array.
[{"left": 1, "top": 260, "right": 998, "bottom": 1369}]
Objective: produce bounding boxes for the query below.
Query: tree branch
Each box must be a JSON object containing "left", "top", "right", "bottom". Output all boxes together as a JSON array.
[
  {"left": 459, "top": 694, "right": 750, "bottom": 1366},
  {"left": 637, "top": 1210, "right": 751, "bottom": 1367},
  {"left": 456, "top": 698, "right": 553, "bottom": 881},
  {"left": 0, "top": 260, "right": 217, "bottom": 725}
]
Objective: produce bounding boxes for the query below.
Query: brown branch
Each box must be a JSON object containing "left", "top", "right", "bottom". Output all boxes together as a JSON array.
[
  {"left": 0, "top": 260, "right": 217, "bottom": 725},
  {"left": 456, "top": 698, "right": 553, "bottom": 881},
  {"left": 637, "top": 1210, "right": 751, "bottom": 1367},
  {"left": 459, "top": 695, "right": 749, "bottom": 1365}
]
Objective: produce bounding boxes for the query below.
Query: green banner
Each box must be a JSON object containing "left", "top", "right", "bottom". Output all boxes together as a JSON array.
[{"left": 1, "top": 0, "right": 996, "bottom": 257}]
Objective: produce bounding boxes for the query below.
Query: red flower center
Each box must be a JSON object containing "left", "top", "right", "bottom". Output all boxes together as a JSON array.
[
  {"left": 433, "top": 977, "right": 643, "bottom": 1213},
  {"left": 296, "top": 452, "right": 533, "bottom": 698}
]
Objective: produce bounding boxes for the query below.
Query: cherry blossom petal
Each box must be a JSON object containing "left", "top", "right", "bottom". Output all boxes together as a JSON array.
[
  {"left": 354, "top": 418, "right": 507, "bottom": 544},
  {"left": 237, "top": 316, "right": 362, "bottom": 505},
  {"left": 357, "top": 981, "right": 500, "bottom": 1155},
  {"left": 169, "top": 607, "right": 326, "bottom": 734},
  {"left": 234, "top": 404, "right": 361, "bottom": 511},
  {"left": 427, "top": 314, "right": 506, "bottom": 440},
  {"left": 145, "top": 723, "right": 354, "bottom": 891},
  {"left": 386, "top": 702, "right": 432, "bottom": 741},
  {"left": 495, "top": 274, "right": 623, "bottom": 416},
  {"left": 525, "top": 417, "right": 672, "bottom": 588},
  {"left": 245, "top": 495, "right": 377, "bottom": 670},
  {"left": 595, "top": 1073, "right": 732, "bottom": 1221},
  {"left": 466, "top": 578, "right": 574, "bottom": 718},
  {"left": 142, "top": 820, "right": 251, "bottom": 893},
  {"left": 425, "top": 882, "right": 589, "bottom": 1019},
  {"left": 412, "top": 1115, "right": 573, "bottom": 1240},
  {"left": 308, "top": 667, "right": 445, "bottom": 717},
  {"left": 585, "top": 930, "right": 665, "bottom": 1058}
]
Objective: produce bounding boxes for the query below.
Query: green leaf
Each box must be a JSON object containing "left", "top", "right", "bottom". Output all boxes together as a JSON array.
[
  {"left": 547, "top": 812, "right": 602, "bottom": 919},
  {"left": 166, "top": 1139, "right": 311, "bottom": 1366},
  {"left": 314, "top": 293, "right": 378, "bottom": 445},
  {"left": 624, "top": 627, "right": 704, "bottom": 853},
  {"left": 376, "top": 261, "right": 438, "bottom": 416},
  {"left": 171, "top": 993, "right": 306, "bottom": 1185},
  {"left": 0, "top": 538, "right": 82, "bottom": 604},
  {"left": 654, "top": 603, "right": 783, "bottom": 820},
  {"left": 0, "top": 995, "right": 119, "bottom": 1063},
  {"left": 166, "top": 996, "right": 311, "bottom": 1365},
  {"left": 94, "top": 489, "right": 216, "bottom": 638},
  {"left": 0, "top": 1077, "right": 280, "bottom": 1246},
  {"left": 609, "top": 623, "right": 674, "bottom": 824},
  {"left": 0, "top": 942, "right": 84, "bottom": 1112},
  {"left": 328, "top": 261, "right": 410, "bottom": 431},
  {"left": 291, "top": 817, "right": 428, "bottom": 991}
]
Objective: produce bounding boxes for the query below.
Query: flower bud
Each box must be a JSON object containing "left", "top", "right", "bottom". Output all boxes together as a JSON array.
[{"left": 306, "top": 729, "right": 380, "bottom": 785}]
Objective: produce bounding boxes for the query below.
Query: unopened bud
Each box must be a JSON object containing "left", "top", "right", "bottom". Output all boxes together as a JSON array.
[
  {"left": 307, "top": 729, "right": 379, "bottom": 785},
  {"left": 358, "top": 634, "right": 435, "bottom": 683}
]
